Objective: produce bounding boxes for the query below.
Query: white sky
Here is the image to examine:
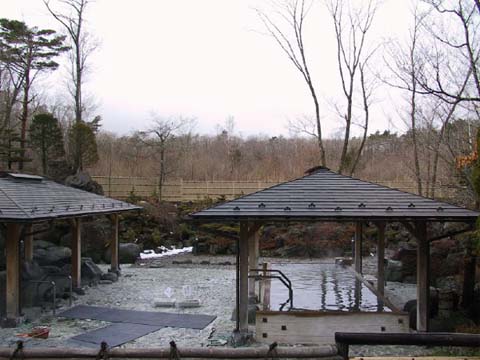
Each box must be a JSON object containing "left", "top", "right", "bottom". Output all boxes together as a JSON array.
[{"left": 3, "top": 0, "right": 412, "bottom": 137}]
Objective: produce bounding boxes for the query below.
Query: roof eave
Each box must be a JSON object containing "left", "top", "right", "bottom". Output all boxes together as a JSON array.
[
  {"left": 0, "top": 207, "right": 142, "bottom": 223},
  {"left": 189, "top": 214, "right": 478, "bottom": 223}
]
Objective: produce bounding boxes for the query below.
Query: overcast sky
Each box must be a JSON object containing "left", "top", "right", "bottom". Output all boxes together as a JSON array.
[{"left": 3, "top": 0, "right": 412, "bottom": 137}]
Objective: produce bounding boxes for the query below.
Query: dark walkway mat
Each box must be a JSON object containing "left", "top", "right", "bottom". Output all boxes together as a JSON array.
[
  {"left": 70, "top": 323, "right": 162, "bottom": 348},
  {"left": 58, "top": 305, "right": 111, "bottom": 320},
  {"left": 59, "top": 305, "right": 216, "bottom": 329}
]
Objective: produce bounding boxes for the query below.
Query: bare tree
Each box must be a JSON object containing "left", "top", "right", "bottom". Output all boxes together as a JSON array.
[
  {"left": 327, "top": 0, "right": 378, "bottom": 175},
  {"left": 44, "top": 0, "right": 95, "bottom": 124},
  {"left": 386, "top": 6, "right": 427, "bottom": 195},
  {"left": 44, "top": 0, "right": 98, "bottom": 171},
  {"left": 256, "top": 0, "right": 326, "bottom": 166},
  {"left": 419, "top": 0, "right": 480, "bottom": 105},
  {"left": 384, "top": 3, "right": 475, "bottom": 197},
  {"left": 140, "top": 114, "right": 195, "bottom": 201}
]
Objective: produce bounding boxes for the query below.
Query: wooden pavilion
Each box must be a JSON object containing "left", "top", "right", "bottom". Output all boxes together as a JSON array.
[
  {"left": 190, "top": 166, "right": 479, "bottom": 338},
  {"left": 0, "top": 172, "right": 141, "bottom": 327}
]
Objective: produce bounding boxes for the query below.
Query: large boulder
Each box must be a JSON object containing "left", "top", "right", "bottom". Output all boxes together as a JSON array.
[
  {"left": 20, "top": 261, "right": 73, "bottom": 309},
  {"left": 61, "top": 220, "right": 110, "bottom": 263},
  {"left": 391, "top": 244, "right": 417, "bottom": 279},
  {"left": 34, "top": 244, "right": 71, "bottom": 266},
  {"left": 21, "top": 261, "right": 45, "bottom": 281},
  {"left": 35, "top": 223, "right": 70, "bottom": 246},
  {"left": 430, "top": 238, "right": 463, "bottom": 279},
  {"left": 385, "top": 259, "right": 403, "bottom": 282},
  {"left": 47, "top": 159, "right": 75, "bottom": 182},
  {"left": 65, "top": 171, "right": 104, "bottom": 195},
  {"left": 403, "top": 290, "right": 440, "bottom": 330},
  {"left": 119, "top": 243, "right": 141, "bottom": 263},
  {"left": 81, "top": 257, "right": 103, "bottom": 284},
  {"left": 34, "top": 240, "right": 56, "bottom": 250},
  {"left": 104, "top": 243, "right": 141, "bottom": 264}
]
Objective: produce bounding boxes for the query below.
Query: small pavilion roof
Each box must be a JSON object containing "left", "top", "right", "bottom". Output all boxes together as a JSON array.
[
  {"left": 190, "top": 167, "right": 479, "bottom": 222},
  {"left": 0, "top": 173, "right": 141, "bottom": 222}
]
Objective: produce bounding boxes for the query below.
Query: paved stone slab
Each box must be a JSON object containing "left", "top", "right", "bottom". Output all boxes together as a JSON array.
[{"left": 71, "top": 323, "right": 162, "bottom": 348}]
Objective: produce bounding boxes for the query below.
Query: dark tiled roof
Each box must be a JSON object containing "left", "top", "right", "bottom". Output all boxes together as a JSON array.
[
  {"left": 190, "top": 168, "right": 479, "bottom": 222},
  {"left": 0, "top": 174, "right": 141, "bottom": 222}
]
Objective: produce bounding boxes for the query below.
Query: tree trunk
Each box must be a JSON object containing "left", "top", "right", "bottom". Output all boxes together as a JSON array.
[
  {"left": 430, "top": 103, "right": 458, "bottom": 198},
  {"left": 410, "top": 72, "right": 422, "bottom": 196},
  {"left": 19, "top": 51, "right": 32, "bottom": 171},
  {"left": 308, "top": 83, "right": 326, "bottom": 167},
  {"left": 350, "top": 65, "right": 369, "bottom": 176},
  {"left": 338, "top": 90, "right": 353, "bottom": 174},
  {"left": 74, "top": 17, "right": 83, "bottom": 172},
  {"left": 158, "top": 145, "right": 165, "bottom": 201},
  {"left": 41, "top": 125, "right": 47, "bottom": 174}
]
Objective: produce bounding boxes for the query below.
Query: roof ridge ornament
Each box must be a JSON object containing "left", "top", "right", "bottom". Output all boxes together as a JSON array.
[
  {"left": 304, "top": 166, "right": 330, "bottom": 175},
  {"left": 7, "top": 173, "right": 44, "bottom": 181}
]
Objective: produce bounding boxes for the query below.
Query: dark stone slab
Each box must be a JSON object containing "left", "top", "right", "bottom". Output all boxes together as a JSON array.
[{"left": 71, "top": 323, "right": 162, "bottom": 347}]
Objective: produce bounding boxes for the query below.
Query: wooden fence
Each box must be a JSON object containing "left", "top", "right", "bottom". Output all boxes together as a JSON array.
[
  {"left": 92, "top": 176, "right": 460, "bottom": 201},
  {"left": 92, "top": 176, "right": 280, "bottom": 201}
]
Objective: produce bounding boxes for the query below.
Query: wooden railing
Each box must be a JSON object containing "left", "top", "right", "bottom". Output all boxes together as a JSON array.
[
  {"left": 335, "top": 332, "right": 480, "bottom": 359},
  {"left": 92, "top": 176, "right": 461, "bottom": 201}
]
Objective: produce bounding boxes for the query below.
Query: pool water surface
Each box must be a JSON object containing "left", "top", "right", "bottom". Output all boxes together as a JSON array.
[{"left": 268, "top": 262, "right": 388, "bottom": 312}]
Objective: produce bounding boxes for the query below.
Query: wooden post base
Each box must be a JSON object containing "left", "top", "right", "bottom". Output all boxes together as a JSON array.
[{"left": 1, "top": 315, "right": 24, "bottom": 328}]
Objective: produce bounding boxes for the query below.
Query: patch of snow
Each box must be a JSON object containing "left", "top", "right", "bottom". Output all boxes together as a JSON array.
[{"left": 139, "top": 246, "right": 193, "bottom": 259}]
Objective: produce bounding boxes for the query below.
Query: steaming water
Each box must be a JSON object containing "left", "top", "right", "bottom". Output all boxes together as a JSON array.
[{"left": 268, "top": 262, "right": 389, "bottom": 312}]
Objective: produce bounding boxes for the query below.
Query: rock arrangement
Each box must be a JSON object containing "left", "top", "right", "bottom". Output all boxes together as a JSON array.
[{"left": 0, "top": 239, "right": 127, "bottom": 318}]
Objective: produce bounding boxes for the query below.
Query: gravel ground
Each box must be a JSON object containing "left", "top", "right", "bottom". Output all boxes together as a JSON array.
[
  {"left": 0, "top": 254, "right": 476, "bottom": 356},
  {"left": 0, "top": 254, "right": 237, "bottom": 349}
]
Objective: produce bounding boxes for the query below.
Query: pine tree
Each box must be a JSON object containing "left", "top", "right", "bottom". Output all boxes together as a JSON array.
[
  {"left": 29, "top": 113, "right": 65, "bottom": 175},
  {"left": 68, "top": 121, "right": 98, "bottom": 171},
  {"left": 0, "top": 18, "right": 68, "bottom": 170}
]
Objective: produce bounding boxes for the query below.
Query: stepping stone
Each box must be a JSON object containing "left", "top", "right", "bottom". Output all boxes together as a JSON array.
[
  {"left": 154, "top": 300, "right": 176, "bottom": 307},
  {"left": 176, "top": 299, "right": 200, "bottom": 308}
]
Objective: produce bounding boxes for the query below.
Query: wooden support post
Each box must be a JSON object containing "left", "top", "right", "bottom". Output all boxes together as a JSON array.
[
  {"left": 354, "top": 222, "right": 363, "bottom": 274},
  {"left": 248, "top": 227, "right": 259, "bottom": 299},
  {"left": 376, "top": 222, "right": 386, "bottom": 296},
  {"left": 5, "top": 223, "right": 21, "bottom": 327},
  {"left": 239, "top": 221, "right": 249, "bottom": 333},
  {"left": 24, "top": 224, "right": 34, "bottom": 262},
  {"left": 110, "top": 214, "right": 120, "bottom": 274},
  {"left": 71, "top": 218, "right": 82, "bottom": 289},
  {"left": 416, "top": 221, "right": 429, "bottom": 332}
]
